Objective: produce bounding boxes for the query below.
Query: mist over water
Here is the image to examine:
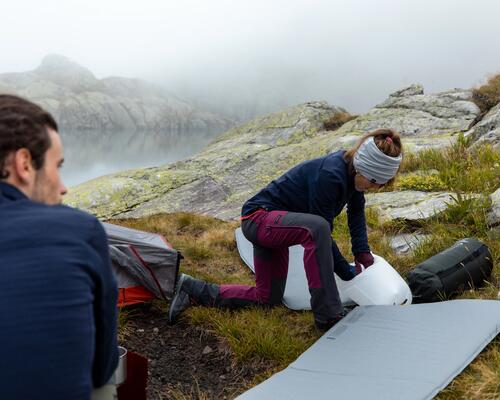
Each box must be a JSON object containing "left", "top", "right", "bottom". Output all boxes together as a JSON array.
[{"left": 61, "top": 130, "right": 217, "bottom": 187}]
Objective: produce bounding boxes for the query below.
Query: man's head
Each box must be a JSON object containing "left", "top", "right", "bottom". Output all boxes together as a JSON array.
[{"left": 0, "top": 95, "right": 67, "bottom": 204}]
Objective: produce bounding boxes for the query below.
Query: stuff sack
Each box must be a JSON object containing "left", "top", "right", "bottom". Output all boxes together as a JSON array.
[{"left": 407, "top": 238, "right": 493, "bottom": 303}]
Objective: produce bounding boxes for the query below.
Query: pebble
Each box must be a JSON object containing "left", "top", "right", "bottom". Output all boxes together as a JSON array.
[
  {"left": 153, "top": 327, "right": 159, "bottom": 334},
  {"left": 137, "top": 329, "right": 145, "bottom": 333},
  {"left": 202, "top": 345, "right": 213, "bottom": 355}
]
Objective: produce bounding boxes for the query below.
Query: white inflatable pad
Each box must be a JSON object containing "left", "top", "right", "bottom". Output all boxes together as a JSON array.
[
  {"left": 237, "top": 300, "right": 500, "bottom": 400},
  {"left": 235, "top": 228, "right": 412, "bottom": 309}
]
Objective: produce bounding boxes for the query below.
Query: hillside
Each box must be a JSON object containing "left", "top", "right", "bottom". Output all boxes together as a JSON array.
[
  {"left": 66, "top": 82, "right": 499, "bottom": 227},
  {"left": 0, "top": 55, "right": 233, "bottom": 133}
]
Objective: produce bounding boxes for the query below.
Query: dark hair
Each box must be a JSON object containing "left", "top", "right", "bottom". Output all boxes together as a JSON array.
[
  {"left": 343, "top": 128, "right": 403, "bottom": 185},
  {"left": 0, "top": 94, "right": 58, "bottom": 180}
]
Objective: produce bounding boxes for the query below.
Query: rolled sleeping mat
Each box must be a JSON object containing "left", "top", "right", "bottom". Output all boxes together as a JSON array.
[{"left": 407, "top": 238, "right": 493, "bottom": 303}]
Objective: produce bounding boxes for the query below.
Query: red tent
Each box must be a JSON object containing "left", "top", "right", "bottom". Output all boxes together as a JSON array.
[{"left": 103, "top": 223, "right": 181, "bottom": 307}]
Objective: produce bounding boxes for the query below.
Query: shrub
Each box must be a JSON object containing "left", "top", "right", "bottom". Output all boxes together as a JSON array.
[
  {"left": 323, "top": 111, "right": 356, "bottom": 131},
  {"left": 396, "top": 174, "right": 447, "bottom": 192},
  {"left": 399, "top": 140, "right": 500, "bottom": 193},
  {"left": 472, "top": 73, "right": 500, "bottom": 113}
]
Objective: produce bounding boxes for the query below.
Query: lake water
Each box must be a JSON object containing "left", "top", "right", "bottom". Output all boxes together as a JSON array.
[{"left": 60, "top": 130, "right": 217, "bottom": 187}]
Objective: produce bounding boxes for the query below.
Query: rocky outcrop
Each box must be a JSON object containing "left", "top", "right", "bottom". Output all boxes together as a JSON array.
[
  {"left": 66, "top": 84, "right": 496, "bottom": 222},
  {"left": 364, "top": 191, "right": 456, "bottom": 221},
  {"left": 0, "top": 55, "right": 232, "bottom": 133},
  {"left": 336, "top": 84, "right": 481, "bottom": 151},
  {"left": 65, "top": 102, "right": 352, "bottom": 219},
  {"left": 466, "top": 103, "right": 500, "bottom": 149}
]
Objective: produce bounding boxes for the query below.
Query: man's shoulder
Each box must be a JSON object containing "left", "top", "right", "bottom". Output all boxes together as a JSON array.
[
  {"left": 7, "top": 201, "right": 103, "bottom": 240},
  {"left": 42, "top": 204, "right": 103, "bottom": 236}
]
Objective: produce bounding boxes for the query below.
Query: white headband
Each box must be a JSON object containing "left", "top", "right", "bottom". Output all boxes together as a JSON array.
[{"left": 353, "top": 137, "right": 402, "bottom": 184}]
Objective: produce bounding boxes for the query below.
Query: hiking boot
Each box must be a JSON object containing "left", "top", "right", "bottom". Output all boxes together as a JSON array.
[
  {"left": 315, "top": 309, "right": 349, "bottom": 332},
  {"left": 168, "top": 274, "right": 193, "bottom": 324},
  {"left": 168, "top": 273, "right": 220, "bottom": 324}
]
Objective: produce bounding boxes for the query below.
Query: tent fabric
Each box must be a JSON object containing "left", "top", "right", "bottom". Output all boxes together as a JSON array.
[
  {"left": 103, "top": 223, "right": 180, "bottom": 306},
  {"left": 117, "top": 287, "right": 155, "bottom": 307},
  {"left": 237, "top": 300, "right": 500, "bottom": 400}
]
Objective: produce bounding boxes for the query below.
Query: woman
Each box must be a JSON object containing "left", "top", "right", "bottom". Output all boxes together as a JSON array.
[{"left": 168, "top": 129, "right": 403, "bottom": 330}]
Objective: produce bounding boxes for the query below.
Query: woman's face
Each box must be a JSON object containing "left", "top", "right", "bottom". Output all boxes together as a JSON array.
[{"left": 354, "top": 173, "right": 383, "bottom": 192}]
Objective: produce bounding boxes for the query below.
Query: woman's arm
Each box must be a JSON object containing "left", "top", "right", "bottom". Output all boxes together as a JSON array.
[{"left": 347, "top": 191, "right": 373, "bottom": 267}]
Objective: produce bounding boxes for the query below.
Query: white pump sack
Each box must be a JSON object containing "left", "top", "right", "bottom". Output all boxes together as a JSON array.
[{"left": 235, "top": 227, "right": 412, "bottom": 309}]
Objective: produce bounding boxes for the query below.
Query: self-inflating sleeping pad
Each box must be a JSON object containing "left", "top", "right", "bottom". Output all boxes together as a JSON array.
[
  {"left": 407, "top": 238, "right": 493, "bottom": 303},
  {"left": 237, "top": 300, "right": 500, "bottom": 400}
]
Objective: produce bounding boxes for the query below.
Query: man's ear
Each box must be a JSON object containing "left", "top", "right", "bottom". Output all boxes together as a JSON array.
[{"left": 13, "top": 148, "right": 35, "bottom": 184}]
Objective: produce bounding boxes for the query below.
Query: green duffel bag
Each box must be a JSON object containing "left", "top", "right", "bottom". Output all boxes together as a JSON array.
[{"left": 407, "top": 238, "right": 493, "bottom": 303}]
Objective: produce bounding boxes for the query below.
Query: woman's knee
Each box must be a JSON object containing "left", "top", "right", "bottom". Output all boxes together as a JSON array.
[{"left": 305, "top": 215, "right": 331, "bottom": 241}]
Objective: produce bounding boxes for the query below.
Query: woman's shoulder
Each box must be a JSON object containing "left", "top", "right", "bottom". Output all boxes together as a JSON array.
[{"left": 322, "top": 150, "right": 348, "bottom": 175}]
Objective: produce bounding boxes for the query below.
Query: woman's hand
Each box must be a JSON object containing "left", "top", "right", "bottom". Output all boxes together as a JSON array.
[{"left": 354, "top": 252, "right": 375, "bottom": 273}]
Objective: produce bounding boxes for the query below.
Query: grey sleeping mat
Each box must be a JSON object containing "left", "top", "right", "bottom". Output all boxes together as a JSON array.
[{"left": 237, "top": 300, "right": 500, "bottom": 400}]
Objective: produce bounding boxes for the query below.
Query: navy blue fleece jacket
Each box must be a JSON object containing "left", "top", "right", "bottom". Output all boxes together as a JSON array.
[
  {"left": 242, "top": 150, "right": 370, "bottom": 267},
  {"left": 0, "top": 182, "right": 118, "bottom": 400}
]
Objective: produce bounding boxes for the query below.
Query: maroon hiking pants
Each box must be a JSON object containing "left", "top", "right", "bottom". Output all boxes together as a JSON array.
[{"left": 218, "top": 210, "right": 343, "bottom": 324}]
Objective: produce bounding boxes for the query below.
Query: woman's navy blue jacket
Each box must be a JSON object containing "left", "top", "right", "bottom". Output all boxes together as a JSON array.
[
  {"left": 242, "top": 150, "right": 370, "bottom": 264},
  {"left": 0, "top": 182, "right": 118, "bottom": 400}
]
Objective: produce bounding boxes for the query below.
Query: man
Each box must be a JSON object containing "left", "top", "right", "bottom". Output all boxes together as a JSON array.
[{"left": 0, "top": 95, "right": 118, "bottom": 399}]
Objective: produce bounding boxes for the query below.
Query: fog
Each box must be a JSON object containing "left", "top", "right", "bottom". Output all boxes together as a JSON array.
[{"left": 2, "top": 0, "right": 500, "bottom": 119}]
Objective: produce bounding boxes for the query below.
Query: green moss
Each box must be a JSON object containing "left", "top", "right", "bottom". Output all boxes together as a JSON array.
[{"left": 286, "top": 127, "right": 318, "bottom": 144}]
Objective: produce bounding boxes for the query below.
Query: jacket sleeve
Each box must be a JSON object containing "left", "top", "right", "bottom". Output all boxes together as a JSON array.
[
  {"left": 89, "top": 219, "right": 119, "bottom": 388},
  {"left": 309, "top": 169, "right": 342, "bottom": 232},
  {"left": 346, "top": 190, "right": 370, "bottom": 255}
]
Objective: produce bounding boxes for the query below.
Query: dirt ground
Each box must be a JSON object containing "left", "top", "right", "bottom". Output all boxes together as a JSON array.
[{"left": 121, "top": 305, "right": 268, "bottom": 400}]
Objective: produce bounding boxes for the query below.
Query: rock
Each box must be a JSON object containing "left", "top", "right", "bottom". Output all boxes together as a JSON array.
[
  {"left": 487, "top": 188, "right": 500, "bottom": 228},
  {"left": 202, "top": 346, "right": 213, "bottom": 355},
  {"left": 389, "top": 233, "right": 431, "bottom": 255},
  {"left": 35, "top": 54, "right": 98, "bottom": 92},
  {"left": 0, "top": 54, "right": 233, "bottom": 133},
  {"left": 390, "top": 84, "right": 424, "bottom": 97},
  {"left": 66, "top": 96, "right": 486, "bottom": 221},
  {"left": 66, "top": 102, "right": 349, "bottom": 219},
  {"left": 335, "top": 85, "right": 481, "bottom": 152},
  {"left": 364, "top": 191, "right": 456, "bottom": 221},
  {"left": 466, "top": 103, "right": 500, "bottom": 149},
  {"left": 153, "top": 327, "right": 159, "bottom": 334}
]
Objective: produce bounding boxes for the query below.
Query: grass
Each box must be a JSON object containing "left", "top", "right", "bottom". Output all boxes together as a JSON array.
[
  {"left": 472, "top": 73, "right": 500, "bottom": 113},
  {"left": 323, "top": 111, "right": 357, "bottom": 131},
  {"left": 113, "top": 142, "right": 500, "bottom": 400},
  {"left": 399, "top": 137, "right": 499, "bottom": 193}
]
